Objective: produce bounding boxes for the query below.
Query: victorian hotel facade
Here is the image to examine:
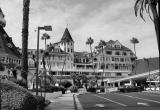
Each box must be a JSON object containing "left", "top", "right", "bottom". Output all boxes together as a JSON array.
[{"left": 36, "top": 28, "right": 136, "bottom": 85}]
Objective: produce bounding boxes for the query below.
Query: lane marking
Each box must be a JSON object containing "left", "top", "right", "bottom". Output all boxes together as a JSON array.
[
  {"left": 95, "top": 104, "right": 105, "bottom": 107},
  {"left": 94, "top": 95, "right": 127, "bottom": 107},
  {"left": 115, "top": 93, "right": 160, "bottom": 104},
  {"left": 137, "top": 102, "right": 150, "bottom": 106}
]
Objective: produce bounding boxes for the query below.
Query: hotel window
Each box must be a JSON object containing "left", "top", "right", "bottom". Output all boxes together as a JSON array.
[
  {"left": 115, "top": 45, "right": 121, "bottom": 48},
  {"left": 115, "top": 64, "right": 119, "bottom": 70},
  {"left": 112, "top": 57, "right": 115, "bottom": 61},
  {"left": 123, "top": 52, "right": 127, "bottom": 56},
  {"left": 101, "top": 63, "right": 105, "bottom": 69},
  {"left": 130, "top": 52, "right": 133, "bottom": 56},
  {"left": 115, "top": 51, "right": 120, "bottom": 55},
  {"left": 68, "top": 48, "right": 70, "bottom": 52},
  {"left": 116, "top": 73, "right": 122, "bottom": 76},
  {"left": 120, "top": 58, "right": 124, "bottom": 62},
  {"left": 115, "top": 58, "right": 119, "bottom": 62},
  {"left": 106, "top": 51, "right": 112, "bottom": 55},
  {"left": 106, "top": 64, "right": 109, "bottom": 69}
]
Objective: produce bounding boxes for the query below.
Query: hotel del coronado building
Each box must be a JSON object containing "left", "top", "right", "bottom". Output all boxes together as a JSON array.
[
  {"left": 34, "top": 28, "right": 136, "bottom": 84},
  {"left": 0, "top": 26, "right": 136, "bottom": 85}
]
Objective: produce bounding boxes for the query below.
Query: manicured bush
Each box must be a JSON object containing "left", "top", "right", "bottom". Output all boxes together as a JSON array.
[
  {"left": 0, "top": 79, "right": 37, "bottom": 110},
  {"left": 59, "top": 86, "right": 66, "bottom": 94},
  {"left": 34, "top": 95, "right": 45, "bottom": 110},
  {"left": 69, "top": 86, "right": 78, "bottom": 93},
  {"left": 60, "top": 80, "right": 72, "bottom": 89},
  {"left": 87, "top": 87, "right": 96, "bottom": 93}
]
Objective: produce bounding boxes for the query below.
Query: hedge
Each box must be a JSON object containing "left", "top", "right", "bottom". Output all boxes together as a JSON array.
[{"left": 0, "top": 79, "right": 37, "bottom": 110}]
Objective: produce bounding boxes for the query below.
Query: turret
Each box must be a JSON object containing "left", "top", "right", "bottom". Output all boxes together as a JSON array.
[{"left": 60, "top": 28, "right": 74, "bottom": 55}]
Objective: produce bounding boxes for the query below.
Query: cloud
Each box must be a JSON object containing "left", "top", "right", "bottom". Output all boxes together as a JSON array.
[{"left": 0, "top": 0, "right": 159, "bottom": 59}]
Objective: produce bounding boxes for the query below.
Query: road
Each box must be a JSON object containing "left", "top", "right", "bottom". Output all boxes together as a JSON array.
[{"left": 77, "top": 92, "right": 160, "bottom": 110}]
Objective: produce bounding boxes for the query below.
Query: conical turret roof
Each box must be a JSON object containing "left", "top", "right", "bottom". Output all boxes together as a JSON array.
[
  {"left": 0, "top": 26, "right": 21, "bottom": 58},
  {"left": 61, "top": 28, "right": 74, "bottom": 43}
]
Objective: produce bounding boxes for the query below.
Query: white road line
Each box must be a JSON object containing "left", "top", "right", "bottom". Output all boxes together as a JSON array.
[
  {"left": 115, "top": 93, "right": 160, "bottom": 104},
  {"left": 94, "top": 95, "right": 127, "bottom": 107},
  {"left": 95, "top": 104, "right": 105, "bottom": 107},
  {"left": 137, "top": 102, "right": 150, "bottom": 106}
]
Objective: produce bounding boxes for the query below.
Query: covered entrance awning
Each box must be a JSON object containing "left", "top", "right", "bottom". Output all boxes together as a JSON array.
[{"left": 107, "top": 69, "right": 159, "bottom": 84}]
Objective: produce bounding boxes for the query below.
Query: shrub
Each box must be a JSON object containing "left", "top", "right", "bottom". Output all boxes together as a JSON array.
[
  {"left": 59, "top": 86, "right": 66, "bottom": 94},
  {"left": 60, "top": 80, "right": 72, "bottom": 89},
  {"left": 70, "top": 86, "right": 78, "bottom": 93},
  {"left": 0, "top": 79, "right": 37, "bottom": 110},
  {"left": 87, "top": 87, "right": 96, "bottom": 93},
  {"left": 34, "top": 95, "right": 45, "bottom": 110}
]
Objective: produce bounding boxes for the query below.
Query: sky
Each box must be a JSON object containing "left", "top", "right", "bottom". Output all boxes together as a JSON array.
[{"left": 0, "top": 0, "right": 159, "bottom": 59}]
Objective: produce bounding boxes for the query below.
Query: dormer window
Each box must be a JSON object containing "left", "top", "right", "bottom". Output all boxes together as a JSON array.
[
  {"left": 115, "top": 45, "right": 121, "bottom": 48},
  {"left": 123, "top": 52, "right": 127, "bottom": 56}
]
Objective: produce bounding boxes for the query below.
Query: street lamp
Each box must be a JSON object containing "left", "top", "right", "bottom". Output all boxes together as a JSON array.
[
  {"left": 36, "top": 25, "right": 52, "bottom": 95},
  {"left": 144, "top": 58, "right": 151, "bottom": 90}
]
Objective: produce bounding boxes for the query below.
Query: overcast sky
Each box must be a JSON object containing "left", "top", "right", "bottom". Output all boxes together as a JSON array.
[{"left": 0, "top": 0, "right": 159, "bottom": 59}]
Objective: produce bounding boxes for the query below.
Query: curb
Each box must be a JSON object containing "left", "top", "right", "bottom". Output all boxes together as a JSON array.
[
  {"left": 73, "top": 94, "right": 83, "bottom": 110},
  {"left": 142, "top": 91, "right": 160, "bottom": 95}
]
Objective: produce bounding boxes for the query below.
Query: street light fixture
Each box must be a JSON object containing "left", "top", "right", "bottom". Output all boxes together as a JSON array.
[
  {"left": 36, "top": 25, "right": 52, "bottom": 96},
  {"left": 144, "top": 58, "right": 151, "bottom": 90}
]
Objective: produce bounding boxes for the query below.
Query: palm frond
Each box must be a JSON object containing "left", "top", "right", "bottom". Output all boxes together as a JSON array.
[{"left": 134, "top": 0, "right": 141, "bottom": 17}]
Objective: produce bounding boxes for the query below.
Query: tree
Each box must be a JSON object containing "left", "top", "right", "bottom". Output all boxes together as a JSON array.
[
  {"left": 134, "top": 0, "right": 159, "bottom": 52},
  {"left": 21, "top": 0, "right": 30, "bottom": 88},
  {"left": 130, "top": 37, "right": 139, "bottom": 57},
  {"left": 86, "top": 37, "right": 95, "bottom": 73},
  {"left": 41, "top": 33, "right": 50, "bottom": 50},
  {"left": 96, "top": 40, "right": 106, "bottom": 86}
]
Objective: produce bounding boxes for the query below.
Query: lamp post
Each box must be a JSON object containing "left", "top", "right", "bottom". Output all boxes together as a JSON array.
[
  {"left": 144, "top": 58, "right": 151, "bottom": 90},
  {"left": 36, "top": 25, "right": 52, "bottom": 95}
]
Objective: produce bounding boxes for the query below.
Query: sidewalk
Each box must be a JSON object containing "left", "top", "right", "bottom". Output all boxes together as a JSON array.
[{"left": 44, "top": 93, "right": 75, "bottom": 110}]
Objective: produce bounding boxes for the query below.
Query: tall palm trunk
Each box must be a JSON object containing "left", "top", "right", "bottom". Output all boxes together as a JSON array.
[
  {"left": 133, "top": 43, "right": 137, "bottom": 75},
  {"left": 133, "top": 43, "right": 136, "bottom": 57},
  {"left": 60, "top": 52, "right": 66, "bottom": 84},
  {"left": 90, "top": 44, "right": 95, "bottom": 74},
  {"left": 102, "top": 47, "right": 105, "bottom": 86},
  {"left": 21, "top": 0, "right": 30, "bottom": 88},
  {"left": 45, "top": 39, "right": 47, "bottom": 50},
  {"left": 150, "top": 3, "right": 159, "bottom": 52}
]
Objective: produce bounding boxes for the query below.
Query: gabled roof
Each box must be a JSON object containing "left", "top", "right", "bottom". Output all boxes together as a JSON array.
[
  {"left": 131, "top": 57, "right": 159, "bottom": 75},
  {"left": 61, "top": 28, "right": 74, "bottom": 43},
  {"left": 47, "top": 44, "right": 69, "bottom": 55},
  {"left": 104, "top": 40, "right": 131, "bottom": 51},
  {"left": 0, "top": 26, "right": 21, "bottom": 58}
]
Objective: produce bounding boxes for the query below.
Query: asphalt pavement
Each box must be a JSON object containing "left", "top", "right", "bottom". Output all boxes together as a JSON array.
[{"left": 77, "top": 92, "right": 160, "bottom": 110}]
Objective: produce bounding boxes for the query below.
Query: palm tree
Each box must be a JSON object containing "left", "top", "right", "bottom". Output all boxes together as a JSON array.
[
  {"left": 130, "top": 37, "right": 139, "bottom": 75},
  {"left": 41, "top": 33, "right": 50, "bottom": 50},
  {"left": 134, "top": 0, "right": 159, "bottom": 52},
  {"left": 96, "top": 40, "right": 106, "bottom": 86},
  {"left": 130, "top": 37, "right": 139, "bottom": 57},
  {"left": 21, "top": 0, "right": 30, "bottom": 88},
  {"left": 86, "top": 37, "right": 95, "bottom": 73}
]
